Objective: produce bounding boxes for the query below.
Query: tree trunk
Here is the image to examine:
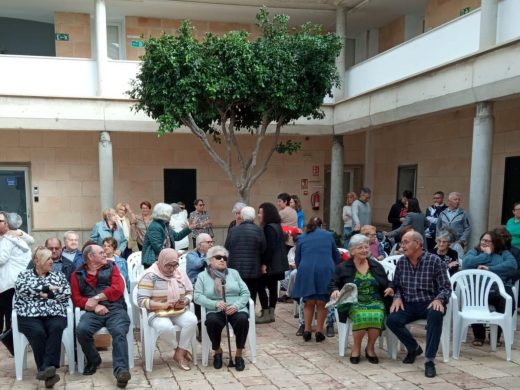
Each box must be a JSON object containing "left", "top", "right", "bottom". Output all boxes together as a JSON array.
[{"left": 238, "top": 186, "right": 251, "bottom": 205}]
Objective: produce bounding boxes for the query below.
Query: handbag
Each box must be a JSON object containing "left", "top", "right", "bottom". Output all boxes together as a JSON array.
[{"left": 155, "top": 307, "right": 186, "bottom": 317}]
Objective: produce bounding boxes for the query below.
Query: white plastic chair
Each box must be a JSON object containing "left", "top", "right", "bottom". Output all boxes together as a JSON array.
[
  {"left": 512, "top": 279, "right": 519, "bottom": 334},
  {"left": 451, "top": 269, "right": 513, "bottom": 361},
  {"left": 75, "top": 279, "right": 135, "bottom": 373},
  {"left": 127, "top": 251, "right": 144, "bottom": 327},
  {"left": 380, "top": 255, "right": 402, "bottom": 267},
  {"left": 178, "top": 253, "right": 187, "bottom": 274},
  {"left": 132, "top": 286, "right": 197, "bottom": 371},
  {"left": 200, "top": 298, "right": 256, "bottom": 366},
  {"left": 12, "top": 299, "right": 75, "bottom": 380}
]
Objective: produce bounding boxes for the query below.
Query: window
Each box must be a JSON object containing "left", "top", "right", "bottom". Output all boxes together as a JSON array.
[
  {"left": 107, "top": 24, "right": 122, "bottom": 60},
  {"left": 396, "top": 165, "right": 417, "bottom": 199}
]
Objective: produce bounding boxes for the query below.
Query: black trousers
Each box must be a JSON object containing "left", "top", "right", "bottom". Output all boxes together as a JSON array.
[
  {"left": 17, "top": 315, "right": 67, "bottom": 371},
  {"left": 205, "top": 311, "right": 249, "bottom": 350},
  {"left": 258, "top": 274, "right": 279, "bottom": 309},
  {"left": 242, "top": 278, "right": 259, "bottom": 304},
  {"left": 0, "top": 288, "right": 15, "bottom": 333},
  {"left": 472, "top": 286, "right": 515, "bottom": 341}
]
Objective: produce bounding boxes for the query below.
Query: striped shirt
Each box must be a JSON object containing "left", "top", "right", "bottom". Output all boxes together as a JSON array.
[{"left": 390, "top": 251, "right": 451, "bottom": 304}]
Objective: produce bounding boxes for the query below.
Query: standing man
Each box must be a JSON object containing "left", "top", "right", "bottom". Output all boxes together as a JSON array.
[
  {"left": 61, "top": 231, "right": 83, "bottom": 266},
  {"left": 425, "top": 192, "right": 448, "bottom": 250},
  {"left": 388, "top": 190, "right": 413, "bottom": 230},
  {"left": 436, "top": 192, "right": 471, "bottom": 256},
  {"left": 71, "top": 245, "right": 131, "bottom": 388},
  {"left": 385, "top": 231, "right": 451, "bottom": 378},
  {"left": 352, "top": 187, "right": 372, "bottom": 232}
]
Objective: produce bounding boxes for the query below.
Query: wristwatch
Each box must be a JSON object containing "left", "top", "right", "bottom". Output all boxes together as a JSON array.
[{"left": 94, "top": 294, "right": 101, "bottom": 301}]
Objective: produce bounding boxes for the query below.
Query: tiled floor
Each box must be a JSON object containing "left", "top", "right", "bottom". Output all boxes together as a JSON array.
[{"left": 2, "top": 302, "right": 520, "bottom": 389}]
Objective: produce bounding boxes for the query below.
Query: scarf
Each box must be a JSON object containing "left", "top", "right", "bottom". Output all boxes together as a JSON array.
[{"left": 206, "top": 265, "right": 228, "bottom": 298}]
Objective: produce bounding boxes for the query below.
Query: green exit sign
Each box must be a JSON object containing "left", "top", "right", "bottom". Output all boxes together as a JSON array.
[
  {"left": 130, "top": 40, "right": 145, "bottom": 48},
  {"left": 55, "top": 33, "right": 70, "bottom": 41},
  {"left": 460, "top": 7, "right": 471, "bottom": 16}
]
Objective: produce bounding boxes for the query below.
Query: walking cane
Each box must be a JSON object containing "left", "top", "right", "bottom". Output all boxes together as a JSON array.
[{"left": 221, "top": 279, "right": 235, "bottom": 368}]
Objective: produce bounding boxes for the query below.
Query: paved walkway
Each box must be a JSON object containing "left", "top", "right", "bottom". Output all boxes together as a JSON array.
[{"left": 2, "top": 302, "right": 520, "bottom": 389}]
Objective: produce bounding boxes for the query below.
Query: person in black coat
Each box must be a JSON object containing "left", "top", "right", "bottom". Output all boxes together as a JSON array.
[
  {"left": 256, "top": 202, "right": 289, "bottom": 324},
  {"left": 329, "top": 234, "right": 392, "bottom": 364},
  {"left": 225, "top": 206, "right": 266, "bottom": 303},
  {"left": 387, "top": 190, "right": 413, "bottom": 230}
]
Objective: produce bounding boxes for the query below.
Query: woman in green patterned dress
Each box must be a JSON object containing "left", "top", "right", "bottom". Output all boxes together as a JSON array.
[{"left": 329, "top": 234, "right": 392, "bottom": 364}]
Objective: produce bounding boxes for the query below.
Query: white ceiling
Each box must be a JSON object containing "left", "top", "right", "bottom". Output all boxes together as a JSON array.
[{"left": 0, "top": 0, "right": 429, "bottom": 36}]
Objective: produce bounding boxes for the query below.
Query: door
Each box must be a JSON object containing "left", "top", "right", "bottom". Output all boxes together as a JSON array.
[
  {"left": 0, "top": 166, "right": 31, "bottom": 232},
  {"left": 324, "top": 166, "right": 360, "bottom": 228},
  {"left": 164, "top": 169, "right": 197, "bottom": 214},
  {"left": 501, "top": 156, "right": 520, "bottom": 224}
]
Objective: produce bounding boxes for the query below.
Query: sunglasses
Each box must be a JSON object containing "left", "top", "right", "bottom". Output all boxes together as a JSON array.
[{"left": 213, "top": 255, "right": 228, "bottom": 261}]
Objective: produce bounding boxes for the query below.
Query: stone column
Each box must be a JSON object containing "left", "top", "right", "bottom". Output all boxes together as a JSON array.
[
  {"left": 364, "top": 129, "right": 374, "bottom": 189},
  {"left": 330, "top": 135, "right": 344, "bottom": 235},
  {"left": 468, "top": 102, "right": 494, "bottom": 248},
  {"left": 334, "top": 7, "right": 347, "bottom": 100},
  {"left": 99, "top": 131, "right": 114, "bottom": 211},
  {"left": 95, "top": 0, "right": 108, "bottom": 96},
  {"left": 479, "top": 0, "right": 498, "bottom": 50}
]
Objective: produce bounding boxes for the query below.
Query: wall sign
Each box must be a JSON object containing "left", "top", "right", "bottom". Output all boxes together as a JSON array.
[
  {"left": 301, "top": 179, "right": 308, "bottom": 190},
  {"left": 130, "top": 40, "right": 145, "bottom": 48},
  {"left": 55, "top": 33, "right": 70, "bottom": 41},
  {"left": 312, "top": 165, "right": 320, "bottom": 176},
  {"left": 6, "top": 177, "right": 16, "bottom": 186}
]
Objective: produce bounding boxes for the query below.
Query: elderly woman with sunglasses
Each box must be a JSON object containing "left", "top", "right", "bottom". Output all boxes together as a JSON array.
[
  {"left": 14, "top": 247, "right": 71, "bottom": 388},
  {"left": 194, "top": 245, "right": 250, "bottom": 372},
  {"left": 137, "top": 248, "right": 197, "bottom": 371}
]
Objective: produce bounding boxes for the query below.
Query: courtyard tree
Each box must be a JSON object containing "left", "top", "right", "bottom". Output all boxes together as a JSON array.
[{"left": 129, "top": 7, "right": 341, "bottom": 202}]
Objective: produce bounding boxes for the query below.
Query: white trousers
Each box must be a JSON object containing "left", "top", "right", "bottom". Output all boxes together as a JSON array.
[{"left": 151, "top": 310, "right": 197, "bottom": 350}]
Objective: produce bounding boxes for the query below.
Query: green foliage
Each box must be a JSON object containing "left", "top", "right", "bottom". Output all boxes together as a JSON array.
[
  {"left": 128, "top": 6, "right": 342, "bottom": 136},
  {"left": 276, "top": 140, "right": 302, "bottom": 155}
]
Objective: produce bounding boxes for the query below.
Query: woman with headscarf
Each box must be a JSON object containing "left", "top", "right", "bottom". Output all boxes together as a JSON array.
[
  {"left": 194, "top": 245, "right": 250, "bottom": 371},
  {"left": 0, "top": 212, "right": 32, "bottom": 356},
  {"left": 89, "top": 208, "right": 127, "bottom": 256},
  {"left": 142, "top": 203, "right": 192, "bottom": 268},
  {"left": 137, "top": 248, "right": 197, "bottom": 371},
  {"left": 14, "top": 247, "right": 71, "bottom": 387}
]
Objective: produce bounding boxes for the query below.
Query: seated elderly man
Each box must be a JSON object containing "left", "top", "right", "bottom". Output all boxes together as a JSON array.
[
  {"left": 186, "top": 233, "right": 214, "bottom": 341},
  {"left": 27, "top": 237, "right": 75, "bottom": 282},
  {"left": 61, "top": 231, "right": 83, "bottom": 266},
  {"left": 70, "top": 244, "right": 131, "bottom": 388}
]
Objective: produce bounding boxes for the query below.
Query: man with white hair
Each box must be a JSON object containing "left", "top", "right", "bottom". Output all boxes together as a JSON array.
[
  {"left": 436, "top": 192, "right": 470, "bottom": 256},
  {"left": 62, "top": 231, "right": 83, "bottom": 266},
  {"left": 385, "top": 231, "right": 451, "bottom": 378},
  {"left": 225, "top": 206, "right": 266, "bottom": 303}
]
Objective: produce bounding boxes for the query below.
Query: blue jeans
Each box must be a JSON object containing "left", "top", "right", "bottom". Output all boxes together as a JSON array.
[
  {"left": 386, "top": 301, "right": 445, "bottom": 359},
  {"left": 76, "top": 308, "right": 130, "bottom": 374}
]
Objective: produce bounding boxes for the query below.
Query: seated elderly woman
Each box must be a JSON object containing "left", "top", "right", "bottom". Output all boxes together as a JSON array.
[
  {"left": 14, "top": 247, "right": 71, "bottom": 388},
  {"left": 194, "top": 245, "right": 251, "bottom": 372},
  {"left": 462, "top": 230, "right": 517, "bottom": 347},
  {"left": 360, "top": 225, "right": 386, "bottom": 260},
  {"left": 102, "top": 237, "right": 131, "bottom": 292},
  {"left": 329, "top": 234, "right": 391, "bottom": 364},
  {"left": 89, "top": 208, "right": 127, "bottom": 257},
  {"left": 142, "top": 203, "right": 192, "bottom": 268},
  {"left": 137, "top": 248, "right": 197, "bottom": 370},
  {"left": 428, "top": 230, "right": 459, "bottom": 276}
]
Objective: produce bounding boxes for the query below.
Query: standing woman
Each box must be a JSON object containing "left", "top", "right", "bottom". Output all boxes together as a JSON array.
[
  {"left": 0, "top": 212, "right": 32, "bottom": 356},
  {"left": 115, "top": 202, "right": 136, "bottom": 259},
  {"left": 387, "top": 198, "right": 428, "bottom": 249},
  {"left": 462, "top": 230, "right": 517, "bottom": 346},
  {"left": 329, "top": 235, "right": 390, "bottom": 364},
  {"left": 342, "top": 192, "right": 357, "bottom": 247},
  {"left": 134, "top": 201, "right": 153, "bottom": 251},
  {"left": 289, "top": 196, "right": 305, "bottom": 230},
  {"left": 256, "top": 203, "right": 289, "bottom": 324},
  {"left": 142, "top": 203, "right": 192, "bottom": 268},
  {"left": 292, "top": 217, "right": 340, "bottom": 342},
  {"left": 189, "top": 199, "right": 213, "bottom": 248},
  {"left": 89, "top": 208, "right": 127, "bottom": 257},
  {"left": 14, "top": 247, "right": 71, "bottom": 387}
]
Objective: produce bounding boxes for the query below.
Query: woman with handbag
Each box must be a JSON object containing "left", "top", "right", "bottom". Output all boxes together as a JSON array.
[
  {"left": 142, "top": 203, "right": 192, "bottom": 269},
  {"left": 137, "top": 248, "right": 197, "bottom": 371}
]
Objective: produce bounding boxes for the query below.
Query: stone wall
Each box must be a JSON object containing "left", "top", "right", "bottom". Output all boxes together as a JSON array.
[
  {"left": 54, "top": 12, "right": 91, "bottom": 58},
  {"left": 425, "top": 0, "right": 481, "bottom": 30}
]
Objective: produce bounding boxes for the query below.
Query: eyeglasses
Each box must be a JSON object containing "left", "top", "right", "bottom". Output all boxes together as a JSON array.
[
  {"left": 400, "top": 240, "right": 417, "bottom": 246},
  {"left": 213, "top": 255, "right": 228, "bottom": 261},
  {"left": 197, "top": 203, "right": 205, "bottom": 207},
  {"left": 514, "top": 208, "right": 520, "bottom": 212},
  {"left": 203, "top": 241, "right": 214, "bottom": 244},
  {"left": 164, "top": 263, "right": 179, "bottom": 269},
  {"left": 480, "top": 238, "right": 492, "bottom": 244}
]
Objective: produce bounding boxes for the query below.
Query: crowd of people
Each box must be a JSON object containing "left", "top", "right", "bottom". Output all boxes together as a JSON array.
[{"left": 0, "top": 189, "right": 519, "bottom": 385}]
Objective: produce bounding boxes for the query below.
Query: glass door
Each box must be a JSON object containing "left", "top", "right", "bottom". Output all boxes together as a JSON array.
[{"left": 0, "top": 166, "right": 31, "bottom": 232}]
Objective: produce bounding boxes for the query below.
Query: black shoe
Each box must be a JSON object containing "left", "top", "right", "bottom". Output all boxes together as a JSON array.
[
  {"left": 302, "top": 331, "right": 312, "bottom": 342},
  {"left": 213, "top": 352, "right": 223, "bottom": 369},
  {"left": 83, "top": 356, "right": 102, "bottom": 375},
  {"left": 349, "top": 355, "right": 360, "bottom": 364},
  {"left": 115, "top": 369, "right": 131, "bottom": 388},
  {"left": 296, "top": 324, "right": 304, "bottom": 336},
  {"left": 315, "top": 332, "right": 326, "bottom": 342},
  {"left": 365, "top": 349, "right": 379, "bottom": 364},
  {"left": 424, "top": 361, "right": 436, "bottom": 378},
  {"left": 36, "top": 366, "right": 56, "bottom": 380},
  {"left": 403, "top": 345, "right": 423, "bottom": 364},
  {"left": 45, "top": 374, "right": 60, "bottom": 388},
  {"left": 235, "top": 356, "right": 245, "bottom": 371},
  {"left": 326, "top": 325, "right": 335, "bottom": 337}
]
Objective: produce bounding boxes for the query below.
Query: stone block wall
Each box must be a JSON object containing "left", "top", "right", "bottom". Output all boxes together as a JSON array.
[{"left": 54, "top": 12, "right": 91, "bottom": 58}]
